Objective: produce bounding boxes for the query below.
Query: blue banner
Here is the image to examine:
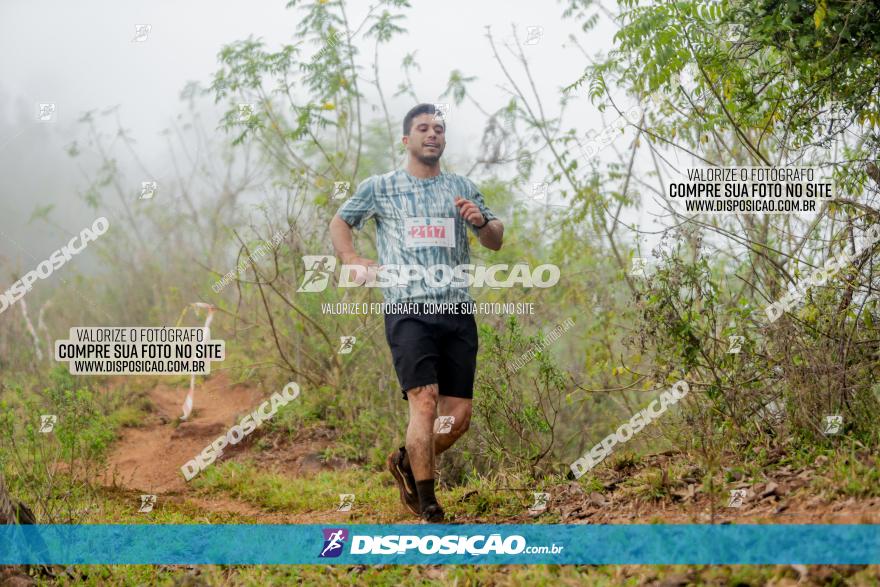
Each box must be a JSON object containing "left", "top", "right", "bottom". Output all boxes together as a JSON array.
[{"left": 1, "top": 524, "right": 879, "bottom": 565}]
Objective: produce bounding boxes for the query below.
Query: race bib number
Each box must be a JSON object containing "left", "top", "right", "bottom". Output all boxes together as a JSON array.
[{"left": 404, "top": 217, "right": 455, "bottom": 248}]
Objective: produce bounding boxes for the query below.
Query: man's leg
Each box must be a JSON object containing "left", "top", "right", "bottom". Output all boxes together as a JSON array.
[
  {"left": 435, "top": 395, "right": 472, "bottom": 455},
  {"left": 433, "top": 312, "right": 476, "bottom": 458},
  {"left": 384, "top": 311, "right": 445, "bottom": 518},
  {"left": 406, "top": 383, "right": 438, "bottom": 480},
  {"left": 397, "top": 394, "right": 471, "bottom": 522},
  {"left": 404, "top": 395, "right": 472, "bottom": 479},
  {"left": 405, "top": 383, "right": 445, "bottom": 521}
]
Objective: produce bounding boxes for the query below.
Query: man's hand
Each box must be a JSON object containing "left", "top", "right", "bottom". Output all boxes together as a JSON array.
[
  {"left": 330, "top": 215, "right": 381, "bottom": 285},
  {"left": 454, "top": 196, "right": 485, "bottom": 227},
  {"left": 453, "top": 196, "right": 503, "bottom": 251},
  {"left": 341, "top": 253, "right": 379, "bottom": 286},
  {"left": 341, "top": 253, "right": 377, "bottom": 267},
  {"left": 342, "top": 253, "right": 379, "bottom": 285}
]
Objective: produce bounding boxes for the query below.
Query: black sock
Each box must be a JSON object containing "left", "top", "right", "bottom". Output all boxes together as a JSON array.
[{"left": 416, "top": 479, "right": 437, "bottom": 512}]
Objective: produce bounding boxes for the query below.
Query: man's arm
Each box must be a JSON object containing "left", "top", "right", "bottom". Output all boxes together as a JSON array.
[
  {"left": 454, "top": 196, "right": 503, "bottom": 251},
  {"left": 330, "top": 176, "right": 377, "bottom": 265},
  {"left": 330, "top": 215, "right": 376, "bottom": 266},
  {"left": 476, "top": 219, "right": 504, "bottom": 251}
]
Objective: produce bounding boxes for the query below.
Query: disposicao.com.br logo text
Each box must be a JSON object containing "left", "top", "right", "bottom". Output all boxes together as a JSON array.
[{"left": 317, "top": 530, "right": 563, "bottom": 557}]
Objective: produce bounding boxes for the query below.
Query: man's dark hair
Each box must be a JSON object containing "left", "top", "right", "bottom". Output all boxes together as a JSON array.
[{"left": 403, "top": 103, "right": 443, "bottom": 135}]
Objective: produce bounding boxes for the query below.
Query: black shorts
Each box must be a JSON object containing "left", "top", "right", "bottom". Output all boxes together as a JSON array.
[{"left": 383, "top": 303, "right": 478, "bottom": 400}]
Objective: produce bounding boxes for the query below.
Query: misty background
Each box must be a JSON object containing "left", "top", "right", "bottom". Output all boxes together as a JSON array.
[{"left": 0, "top": 0, "right": 653, "bottom": 288}]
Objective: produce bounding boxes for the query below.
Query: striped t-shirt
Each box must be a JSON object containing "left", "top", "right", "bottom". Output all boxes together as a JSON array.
[{"left": 336, "top": 169, "right": 497, "bottom": 304}]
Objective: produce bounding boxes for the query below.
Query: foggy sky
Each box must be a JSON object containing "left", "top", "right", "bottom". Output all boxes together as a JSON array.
[{"left": 0, "top": 0, "right": 631, "bottom": 280}]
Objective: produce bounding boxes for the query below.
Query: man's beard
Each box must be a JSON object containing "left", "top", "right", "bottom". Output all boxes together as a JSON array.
[{"left": 414, "top": 147, "right": 443, "bottom": 165}]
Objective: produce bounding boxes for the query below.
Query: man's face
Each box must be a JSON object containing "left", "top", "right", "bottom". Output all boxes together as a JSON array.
[{"left": 403, "top": 113, "right": 446, "bottom": 164}]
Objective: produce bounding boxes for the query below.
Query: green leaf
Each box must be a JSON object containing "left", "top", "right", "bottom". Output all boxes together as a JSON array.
[
  {"left": 28, "top": 203, "right": 55, "bottom": 224},
  {"left": 813, "top": 0, "right": 827, "bottom": 29}
]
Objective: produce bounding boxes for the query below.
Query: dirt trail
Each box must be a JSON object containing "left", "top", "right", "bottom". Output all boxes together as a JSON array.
[
  {"left": 102, "top": 374, "right": 346, "bottom": 524},
  {"left": 103, "top": 373, "right": 267, "bottom": 494},
  {"left": 491, "top": 453, "right": 880, "bottom": 526},
  {"left": 103, "top": 377, "right": 879, "bottom": 527}
]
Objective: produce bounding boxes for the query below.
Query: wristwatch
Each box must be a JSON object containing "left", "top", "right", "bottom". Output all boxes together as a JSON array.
[{"left": 474, "top": 217, "right": 489, "bottom": 229}]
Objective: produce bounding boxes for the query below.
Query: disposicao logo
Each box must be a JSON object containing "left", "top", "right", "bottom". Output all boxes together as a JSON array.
[
  {"left": 0, "top": 216, "right": 110, "bottom": 315},
  {"left": 319, "top": 528, "right": 349, "bottom": 558},
  {"left": 317, "top": 530, "right": 562, "bottom": 557},
  {"left": 296, "top": 256, "right": 560, "bottom": 292}
]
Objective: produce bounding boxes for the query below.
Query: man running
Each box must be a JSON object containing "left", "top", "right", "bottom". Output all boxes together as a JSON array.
[{"left": 329, "top": 103, "right": 504, "bottom": 522}]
